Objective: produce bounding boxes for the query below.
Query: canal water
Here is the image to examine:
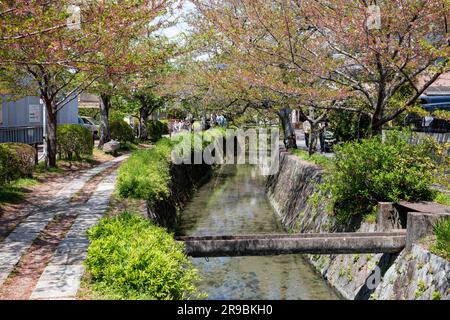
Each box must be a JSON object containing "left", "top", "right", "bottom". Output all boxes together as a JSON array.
[{"left": 178, "top": 165, "right": 340, "bottom": 300}]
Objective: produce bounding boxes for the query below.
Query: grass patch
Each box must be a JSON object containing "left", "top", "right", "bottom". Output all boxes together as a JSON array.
[
  {"left": 83, "top": 212, "right": 202, "bottom": 300},
  {"left": 363, "top": 210, "right": 377, "bottom": 224},
  {"left": 291, "top": 149, "right": 333, "bottom": 170},
  {"left": 430, "top": 217, "right": 450, "bottom": 260},
  {"left": 0, "top": 178, "right": 39, "bottom": 204},
  {"left": 119, "top": 141, "right": 140, "bottom": 151},
  {"left": 433, "top": 192, "right": 450, "bottom": 206},
  {"left": 34, "top": 163, "right": 64, "bottom": 174}
]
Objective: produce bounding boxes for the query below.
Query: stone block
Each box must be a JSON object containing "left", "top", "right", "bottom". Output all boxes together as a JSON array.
[
  {"left": 102, "top": 140, "right": 120, "bottom": 154},
  {"left": 30, "top": 265, "right": 85, "bottom": 300},
  {"left": 406, "top": 212, "right": 450, "bottom": 251}
]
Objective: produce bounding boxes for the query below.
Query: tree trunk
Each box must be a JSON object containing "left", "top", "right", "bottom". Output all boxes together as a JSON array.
[
  {"left": 278, "top": 107, "right": 297, "bottom": 149},
  {"left": 45, "top": 103, "right": 58, "bottom": 167},
  {"left": 139, "top": 106, "right": 150, "bottom": 140},
  {"left": 99, "top": 94, "right": 111, "bottom": 147},
  {"left": 369, "top": 115, "right": 383, "bottom": 137}
]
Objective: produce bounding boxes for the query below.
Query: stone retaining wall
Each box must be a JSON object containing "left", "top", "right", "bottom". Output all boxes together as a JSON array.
[
  {"left": 146, "top": 162, "right": 211, "bottom": 231},
  {"left": 266, "top": 151, "right": 449, "bottom": 300}
]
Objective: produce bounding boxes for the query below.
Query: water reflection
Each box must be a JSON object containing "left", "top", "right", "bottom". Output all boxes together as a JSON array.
[{"left": 178, "top": 165, "right": 339, "bottom": 300}]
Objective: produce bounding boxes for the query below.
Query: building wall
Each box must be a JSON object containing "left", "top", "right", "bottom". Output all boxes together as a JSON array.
[{"left": 0, "top": 95, "right": 78, "bottom": 128}]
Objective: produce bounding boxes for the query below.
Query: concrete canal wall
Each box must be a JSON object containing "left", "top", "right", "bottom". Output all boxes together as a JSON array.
[
  {"left": 266, "top": 151, "right": 450, "bottom": 300},
  {"left": 146, "top": 162, "right": 212, "bottom": 231}
]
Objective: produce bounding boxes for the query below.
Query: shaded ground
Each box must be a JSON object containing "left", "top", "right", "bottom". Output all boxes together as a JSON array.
[
  {"left": 0, "top": 150, "right": 115, "bottom": 242},
  {"left": 0, "top": 213, "right": 76, "bottom": 299}
]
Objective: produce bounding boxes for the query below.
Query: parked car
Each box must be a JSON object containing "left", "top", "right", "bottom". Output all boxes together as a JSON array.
[{"left": 78, "top": 116, "right": 99, "bottom": 139}]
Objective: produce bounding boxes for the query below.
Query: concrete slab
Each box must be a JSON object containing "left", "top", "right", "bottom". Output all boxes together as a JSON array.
[
  {"left": 30, "top": 265, "right": 85, "bottom": 300},
  {"left": 398, "top": 201, "right": 450, "bottom": 214},
  {"left": 51, "top": 239, "right": 90, "bottom": 265},
  {"left": 406, "top": 212, "right": 450, "bottom": 250},
  {"left": 0, "top": 266, "right": 15, "bottom": 286},
  {"left": 30, "top": 166, "right": 123, "bottom": 299}
]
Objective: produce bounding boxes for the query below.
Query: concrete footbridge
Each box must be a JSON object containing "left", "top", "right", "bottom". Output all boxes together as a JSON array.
[
  {"left": 177, "top": 231, "right": 407, "bottom": 257},
  {"left": 177, "top": 201, "right": 450, "bottom": 257}
]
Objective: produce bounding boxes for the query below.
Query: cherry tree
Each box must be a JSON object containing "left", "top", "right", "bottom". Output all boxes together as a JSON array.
[
  {"left": 189, "top": 0, "right": 350, "bottom": 149},
  {"left": 304, "top": 0, "right": 449, "bottom": 134},
  {"left": 0, "top": 0, "right": 177, "bottom": 166}
]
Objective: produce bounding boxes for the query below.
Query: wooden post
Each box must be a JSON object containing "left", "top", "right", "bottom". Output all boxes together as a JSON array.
[{"left": 34, "top": 143, "right": 39, "bottom": 165}]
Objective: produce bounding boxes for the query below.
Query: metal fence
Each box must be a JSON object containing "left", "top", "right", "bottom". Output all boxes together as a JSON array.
[{"left": 0, "top": 126, "right": 43, "bottom": 144}]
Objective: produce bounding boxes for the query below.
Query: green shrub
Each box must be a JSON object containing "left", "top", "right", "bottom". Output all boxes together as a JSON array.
[
  {"left": 431, "top": 217, "right": 450, "bottom": 260},
  {"left": 117, "top": 138, "right": 173, "bottom": 203},
  {"left": 85, "top": 212, "right": 200, "bottom": 300},
  {"left": 0, "top": 143, "right": 35, "bottom": 185},
  {"left": 328, "top": 107, "right": 371, "bottom": 143},
  {"left": 110, "top": 120, "right": 134, "bottom": 144},
  {"left": 5, "top": 143, "right": 36, "bottom": 177},
  {"left": 159, "top": 120, "right": 169, "bottom": 135},
  {"left": 147, "top": 120, "right": 168, "bottom": 141},
  {"left": 117, "top": 129, "right": 226, "bottom": 204},
  {"left": 57, "top": 124, "right": 93, "bottom": 160},
  {"left": 320, "top": 130, "right": 447, "bottom": 224}
]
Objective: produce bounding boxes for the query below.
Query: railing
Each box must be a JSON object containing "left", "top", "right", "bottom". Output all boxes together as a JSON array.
[{"left": 0, "top": 126, "right": 43, "bottom": 144}]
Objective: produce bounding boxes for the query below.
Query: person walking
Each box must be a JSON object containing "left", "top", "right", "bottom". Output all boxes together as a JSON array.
[
  {"left": 303, "top": 120, "right": 311, "bottom": 148},
  {"left": 319, "top": 122, "right": 326, "bottom": 153}
]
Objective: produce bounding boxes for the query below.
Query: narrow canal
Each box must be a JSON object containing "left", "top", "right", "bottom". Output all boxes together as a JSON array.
[{"left": 178, "top": 165, "right": 340, "bottom": 300}]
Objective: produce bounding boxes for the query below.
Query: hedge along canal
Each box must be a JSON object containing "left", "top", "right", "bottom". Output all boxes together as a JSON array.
[{"left": 177, "top": 164, "right": 340, "bottom": 300}]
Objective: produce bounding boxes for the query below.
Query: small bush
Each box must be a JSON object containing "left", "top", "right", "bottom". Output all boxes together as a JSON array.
[
  {"left": 85, "top": 212, "right": 201, "bottom": 300},
  {"left": 147, "top": 120, "right": 168, "bottom": 141},
  {"left": 320, "top": 130, "right": 447, "bottom": 224},
  {"left": 431, "top": 217, "right": 450, "bottom": 260},
  {"left": 0, "top": 143, "right": 35, "bottom": 185},
  {"left": 117, "top": 138, "right": 173, "bottom": 203},
  {"left": 57, "top": 124, "right": 93, "bottom": 160},
  {"left": 110, "top": 120, "right": 134, "bottom": 144},
  {"left": 5, "top": 143, "right": 35, "bottom": 177},
  {"left": 118, "top": 129, "right": 226, "bottom": 203},
  {"left": 433, "top": 192, "right": 450, "bottom": 206},
  {"left": 159, "top": 120, "right": 170, "bottom": 135},
  {"left": 328, "top": 106, "right": 371, "bottom": 142}
]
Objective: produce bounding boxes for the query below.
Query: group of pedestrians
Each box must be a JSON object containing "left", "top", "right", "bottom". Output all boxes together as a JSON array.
[
  {"left": 302, "top": 121, "right": 333, "bottom": 153},
  {"left": 169, "top": 114, "right": 227, "bottom": 136},
  {"left": 171, "top": 119, "right": 191, "bottom": 134}
]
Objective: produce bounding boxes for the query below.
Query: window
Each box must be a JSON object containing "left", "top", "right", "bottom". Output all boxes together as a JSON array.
[{"left": 0, "top": 102, "right": 3, "bottom": 125}]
